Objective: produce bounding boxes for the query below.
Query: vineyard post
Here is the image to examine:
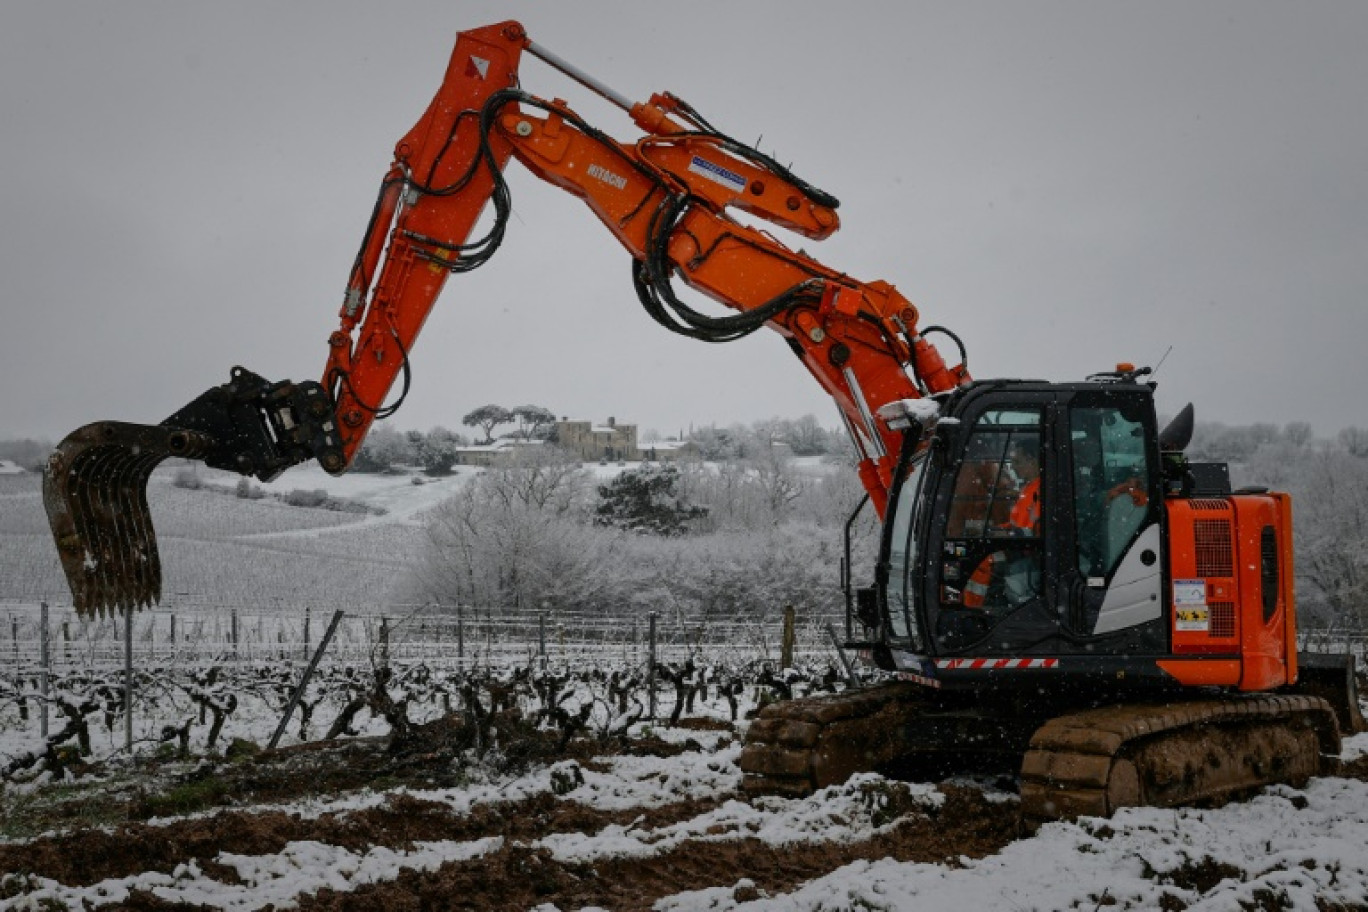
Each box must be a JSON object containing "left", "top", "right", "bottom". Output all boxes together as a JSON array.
[
  {"left": 9, "top": 614, "right": 16, "bottom": 672},
  {"left": 123, "top": 605, "right": 133, "bottom": 753},
  {"left": 269, "top": 609, "right": 345, "bottom": 750},
  {"left": 781, "top": 604, "right": 797, "bottom": 670},
  {"left": 538, "top": 611, "right": 547, "bottom": 671},
  {"left": 648, "top": 612, "right": 658, "bottom": 720},
  {"left": 62, "top": 621, "right": 70, "bottom": 664},
  {"left": 231, "top": 609, "right": 239, "bottom": 662},
  {"left": 457, "top": 604, "right": 465, "bottom": 670},
  {"left": 380, "top": 616, "right": 390, "bottom": 671},
  {"left": 303, "top": 606, "right": 312, "bottom": 661},
  {"left": 39, "top": 601, "right": 50, "bottom": 738}
]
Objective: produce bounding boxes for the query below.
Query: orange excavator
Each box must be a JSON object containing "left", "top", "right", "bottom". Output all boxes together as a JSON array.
[{"left": 43, "top": 20, "right": 1362, "bottom": 825}]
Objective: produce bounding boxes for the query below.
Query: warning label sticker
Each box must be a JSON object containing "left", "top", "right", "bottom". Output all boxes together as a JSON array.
[
  {"left": 1176, "top": 606, "right": 1210, "bottom": 632},
  {"left": 1173, "top": 579, "right": 1206, "bottom": 607},
  {"left": 1174, "top": 579, "right": 1209, "bottom": 631}
]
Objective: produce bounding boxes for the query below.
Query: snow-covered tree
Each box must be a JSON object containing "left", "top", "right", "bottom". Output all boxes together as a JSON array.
[
  {"left": 411, "top": 425, "right": 464, "bottom": 476},
  {"left": 462, "top": 404, "right": 514, "bottom": 444},
  {"left": 511, "top": 404, "right": 557, "bottom": 440},
  {"left": 1284, "top": 447, "right": 1368, "bottom": 633},
  {"left": 412, "top": 448, "right": 620, "bottom": 611},
  {"left": 595, "top": 464, "right": 707, "bottom": 536},
  {"left": 352, "top": 425, "right": 413, "bottom": 473}
]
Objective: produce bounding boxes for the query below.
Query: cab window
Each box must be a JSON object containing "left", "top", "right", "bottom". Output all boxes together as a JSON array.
[
  {"left": 946, "top": 409, "right": 1042, "bottom": 542},
  {"left": 1070, "top": 404, "right": 1151, "bottom": 581},
  {"left": 941, "top": 408, "right": 1043, "bottom": 622}
]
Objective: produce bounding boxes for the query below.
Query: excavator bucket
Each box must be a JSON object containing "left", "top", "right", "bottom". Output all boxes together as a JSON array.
[
  {"left": 43, "top": 368, "right": 344, "bottom": 617},
  {"left": 44, "top": 423, "right": 214, "bottom": 616}
]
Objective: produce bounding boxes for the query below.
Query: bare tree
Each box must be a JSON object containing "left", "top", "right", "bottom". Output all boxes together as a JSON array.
[
  {"left": 1295, "top": 449, "right": 1368, "bottom": 629},
  {"left": 1339, "top": 426, "right": 1368, "bottom": 458},
  {"left": 413, "top": 448, "right": 624, "bottom": 612},
  {"left": 1283, "top": 421, "right": 1314, "bottom": 448}
]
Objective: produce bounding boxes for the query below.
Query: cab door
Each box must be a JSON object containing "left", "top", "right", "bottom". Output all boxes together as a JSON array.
[
  {"left": 924, "top": 395, "right": 1057, "bottom": 652},
  {"left": 1060, "top": 393, "right": 1166, "bottom": 645}
]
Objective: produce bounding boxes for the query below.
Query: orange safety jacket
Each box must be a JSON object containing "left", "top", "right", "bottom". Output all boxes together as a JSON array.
[
  {"left": 1010, "top": 477, "right": 1041, "bottom": 532},
  {"left": 964, "top": 477, "right": 1039, "bottom": 609}
]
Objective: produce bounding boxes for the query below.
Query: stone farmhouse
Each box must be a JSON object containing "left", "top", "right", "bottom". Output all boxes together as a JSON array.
[
  {"left": 452, "top": 416, "right": 699, "bottom": 466},
  {"left": 555, "top": 417, "right": 638, "bottom": 462}
]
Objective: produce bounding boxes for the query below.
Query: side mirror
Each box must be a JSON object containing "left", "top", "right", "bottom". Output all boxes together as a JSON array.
[{"left": 1159, "top": 403, "right": 1195, "bottom": 452}]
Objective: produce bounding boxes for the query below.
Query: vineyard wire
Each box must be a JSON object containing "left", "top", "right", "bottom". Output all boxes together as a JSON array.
[{"left": 1, "top": 599, "right": 847, "bottom": 673}]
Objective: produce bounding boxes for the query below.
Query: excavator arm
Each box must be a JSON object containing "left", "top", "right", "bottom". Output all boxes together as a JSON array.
[{"left": 44, "top": 20, "right": 968, "bottom": 615}]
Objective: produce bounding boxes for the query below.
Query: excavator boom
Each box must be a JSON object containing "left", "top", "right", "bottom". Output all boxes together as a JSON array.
[{"left": 44, "top": 20, "right": 965, "bottom": 615}]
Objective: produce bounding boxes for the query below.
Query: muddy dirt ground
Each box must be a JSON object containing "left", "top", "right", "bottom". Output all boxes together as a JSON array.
[
  {"left": 5, "top": 714, "right": 1368, "bottom": 911},
  {"left": 0, "top": 714, "right": 1023, "bottom": 912}
]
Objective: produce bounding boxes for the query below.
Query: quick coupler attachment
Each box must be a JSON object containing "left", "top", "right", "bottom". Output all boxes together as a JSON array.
[{"left": 43, "top": 367, "right": 343, "bottom": 616}]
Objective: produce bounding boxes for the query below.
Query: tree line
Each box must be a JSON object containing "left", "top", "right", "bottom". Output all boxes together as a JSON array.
[
  {"left": 1211, "top": 421, "right": 1368, "bottom": 634},
  {"left": 399, "top": 415, "right": 1368, "bottom": 637}
]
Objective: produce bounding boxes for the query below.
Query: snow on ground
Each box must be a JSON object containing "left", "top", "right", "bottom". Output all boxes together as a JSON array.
[
  {"left": 180, "top": 463, "right": 481, "bottom": 525},
  {"left": 172, "top": 740, "right": 750, "bottom": 829},
  {"left": 540, "top": 772, "right": 943, "bottom": 865},
  {"left": 6, "top": 746, "right": 944, "bottom": 912},
  {"left": 12, "top": 750, "right": 1368, "bottom": 912},
  {"left": 9, "top": 836, "right": 505, "bottom": 911},
  {"left": 1341, "top": 730, "right": 1368, "bottom": 762},
  {"left": 654, "top": 777, "right": 1368, "bottom": 911}
]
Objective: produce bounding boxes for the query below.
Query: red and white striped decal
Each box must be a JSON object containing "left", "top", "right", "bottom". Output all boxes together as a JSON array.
[{"left": 935, "top": 657, "right": 1060, "bottom": 670}]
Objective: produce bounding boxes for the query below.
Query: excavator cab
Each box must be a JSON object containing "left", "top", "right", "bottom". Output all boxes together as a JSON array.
[
  {"left": 891, "top": 378, "right": 1168, "bottom": 662},
  {"left": 875, "top": 378, "right": 1165, "bottom": 665}
]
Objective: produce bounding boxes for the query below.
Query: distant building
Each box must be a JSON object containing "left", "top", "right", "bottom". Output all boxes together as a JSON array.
[
  {"left": 450, "top": 437, "right": 541, "bottom": 467},
  {"left": 0, "top": 459, "right": 24, "bottom": 475},
  {"left": 639, "top": 438, "right": 702, "bottom": 463},
  {"left": 449, "top": 416, "right": 700, "bottom": 466},
  {"left": 555, "top": 417, "right": 639, "bottom": 462}
]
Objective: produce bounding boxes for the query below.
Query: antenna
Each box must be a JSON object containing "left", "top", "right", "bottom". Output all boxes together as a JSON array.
[{"left": 1152, "top": 345, "right": 1174, "bottom": 378}]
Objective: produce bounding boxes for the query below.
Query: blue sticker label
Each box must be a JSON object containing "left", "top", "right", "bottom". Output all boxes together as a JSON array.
[{"left": 689, "top": 155, "right": 748, "bottom": 194}]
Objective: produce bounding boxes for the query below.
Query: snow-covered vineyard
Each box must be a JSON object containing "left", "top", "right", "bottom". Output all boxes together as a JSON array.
[{"left": 6, "top": 448, "right": 1368, "bottom": 909}]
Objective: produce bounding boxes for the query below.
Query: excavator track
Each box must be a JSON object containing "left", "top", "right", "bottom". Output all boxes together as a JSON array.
[
  {"left": 1019, "top": 693, "right": 1339, "bottom": 828},
  {"left": 741, "top": 686, "right": 1342, "bottom": 828},
  {"left": 740, "top": 682, "right": 932, "bottom": 798}
]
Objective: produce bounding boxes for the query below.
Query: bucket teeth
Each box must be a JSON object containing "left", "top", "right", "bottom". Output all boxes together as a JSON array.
[{"left": 43, "top": 422, "right": 211, "bottom": 617}]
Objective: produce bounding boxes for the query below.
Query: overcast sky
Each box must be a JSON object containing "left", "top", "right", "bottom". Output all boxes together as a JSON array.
[{"left": 2, "top": 1, "right": 1364, "bottom": 445}]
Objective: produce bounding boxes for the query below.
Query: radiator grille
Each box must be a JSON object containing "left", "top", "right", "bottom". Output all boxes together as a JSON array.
[
  {"left": 1194, "top": 519, "right": 1234, "bottom": 577},
  {"left": 1209, "top": 601, "right": 1236, "bottom": 638}
]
